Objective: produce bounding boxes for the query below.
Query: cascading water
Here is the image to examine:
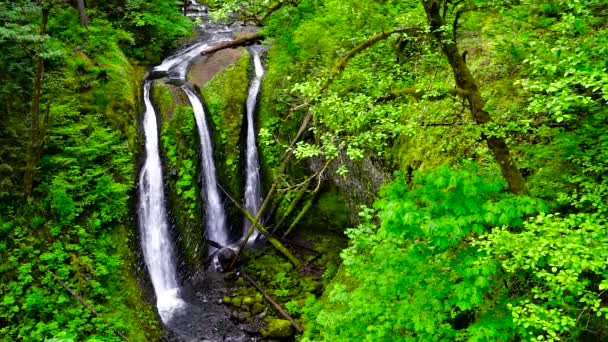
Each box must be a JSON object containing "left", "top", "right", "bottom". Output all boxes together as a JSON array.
[
  {"left": 182, "top": 86, "right": 229, "bottom": 251},
  {"left": 138, "top": 81, "right": 185, "bottom": 323},
  {"left": 137, "top": 1, "right": 265, "bottom": 335},
  {"left": 243, "top": 48, "right": 265, "bottom": 242}
]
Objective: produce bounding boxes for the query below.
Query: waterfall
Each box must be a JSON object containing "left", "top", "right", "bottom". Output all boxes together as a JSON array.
[
  {"left": 138, "top": 81, "right": 185, "bottom": 322},
  {"left": 182, "top": 86, "right": 229, "bottom": 251},
  {"left": 243, "top": 48, "right": 265, "bottom": 242}
]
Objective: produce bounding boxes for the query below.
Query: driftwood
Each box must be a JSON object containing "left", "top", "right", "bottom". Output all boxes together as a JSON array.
[
  {"left": 207, "top": 239, "right": 223, "bottom": 249},
  {"left": 226, "top": 119, "right": 309, "bottom": 269},
  {"left": 200, "top": 33, "right": 264, "bottom": 56},
  {"left": 241, "top": 272, "right": 303, "bottom": 334},
  {"left": 51, "top": 272, "right": 131, "bottom": 342}
]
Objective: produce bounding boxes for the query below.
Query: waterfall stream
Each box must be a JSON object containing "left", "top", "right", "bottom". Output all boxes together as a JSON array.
[
  {"left": 182, "top": 86, "right": 229, "bottom": 250},
  {"left": 138, "top": 81, "right": 185, "bottom": 323},
  {"left": 243, "top": 48, "right": 265, "bottom": 242},
  {"left": 138, "top": 1, "right": 266, "bottom": 335}
]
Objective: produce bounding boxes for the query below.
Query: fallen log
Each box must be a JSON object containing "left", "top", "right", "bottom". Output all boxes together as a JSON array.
[
  {"left": 200, "top": 33, "right": 264, "bottom": 56},
  {"left": 241, "top": 272, "right": 303, "bottom": 334}
]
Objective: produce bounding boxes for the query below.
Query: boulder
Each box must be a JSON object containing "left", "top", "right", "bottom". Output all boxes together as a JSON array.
[
  {"left": 217, "top": 247, "right": 237, "bottom": 271},
  {"left": 261, "top": 319, "right": 293, "bottom": 338}
]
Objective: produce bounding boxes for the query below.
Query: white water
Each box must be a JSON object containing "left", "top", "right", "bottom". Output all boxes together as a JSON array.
[
  {"left": 138, "top": 81, "right": 185, "bottom": 322},
  {"left": 182, "top": 86, "right": 229, "bottom": 251},
  {"left": 152, "top": 30, "right": 231, "bottom": 80},
  {"left": 243, "top": 49, "right": 265, "bottom": 242}
]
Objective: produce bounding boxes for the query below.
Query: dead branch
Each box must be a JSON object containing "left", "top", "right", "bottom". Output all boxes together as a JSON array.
[
  {"left": 218, "top": 185, "right": 302, "bottom": 269},
  {"left": 241, "top": 272, "right": 303, "bottom": 334}
]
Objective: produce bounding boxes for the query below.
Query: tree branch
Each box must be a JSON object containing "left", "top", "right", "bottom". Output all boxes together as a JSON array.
[
  {"left": 322, "top": 27, "right": 425, "bottom": 91},
  {"left": 375, "top": 87, "right": 470, "bottom": 103}
]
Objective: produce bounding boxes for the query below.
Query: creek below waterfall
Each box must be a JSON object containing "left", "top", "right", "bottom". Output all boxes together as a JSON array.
[{"left": 137, "top": 2, "right": 273, "bottom": 341}]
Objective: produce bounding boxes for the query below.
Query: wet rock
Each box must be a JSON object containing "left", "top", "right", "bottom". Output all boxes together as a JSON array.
[
  {"left": 261, "top": 319, "right": 293, "bottom": 338},
  {"left": 218, "top": 247, "right": 237, "bottom": 270},
  {"left": 251, "top": 303, "right": 265, "bottom": 314},
  {"left": 242, "top": 296, "right": 254, "bottom": 307},
  {"left": 148, "top": 69, "right": 168, "bottom": 79},
  {"left": 240, "top": 323, "right": 259, "bottom": 334},
  {"left": 234, "top": 311, "right": 251, "bottom": 322}
]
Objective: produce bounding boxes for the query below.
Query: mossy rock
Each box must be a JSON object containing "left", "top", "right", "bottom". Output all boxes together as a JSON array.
[
  {"left": 198, "top": 48, "right": 251, "bottom": 204},
  {"left": 242, "top": 296, "right": 255, "bottom": 307},
  {"left": 151, "top": 81, "right": 190, "bottom": 121},
  {"left": 232, "top": 296, "right": 243, "bottom": 307},
  {"left": 252, "top": 303, "right": 265, "bottom": 314},
  {"left": 261, "top": 318, "right": 293, "bottom": 338},
  {"left": 156, "top": 99, "right": 205, "bottom": 273}
]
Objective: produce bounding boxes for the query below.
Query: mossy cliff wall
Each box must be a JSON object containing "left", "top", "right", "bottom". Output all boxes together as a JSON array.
[
  {"left": 196, "top": 49, "right": 251, "bottom": 201},
  {"left": 152, "top": 81, "right": 206, "bottom": 275},
  {"left": 195, "top": 48, "right": 252, "bottom": 238}
]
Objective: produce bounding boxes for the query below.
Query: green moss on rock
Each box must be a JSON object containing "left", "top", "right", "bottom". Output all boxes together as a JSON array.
[
  {"left": 157, "top": 100, "right": 206, "bottom": 273},
  {"left": 262, "top": 318, "right": 293, "bottom": 338},
  {"left": 151, "top": 81, "right": 190, "bottom": 121},
  {"left": 200, "top": 48, "right": 251, "bottom": 200}
]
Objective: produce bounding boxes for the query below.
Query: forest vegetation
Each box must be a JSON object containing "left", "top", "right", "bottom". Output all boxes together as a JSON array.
[{"left": 1, "top": 0, "right": 607, "bottom": 341}]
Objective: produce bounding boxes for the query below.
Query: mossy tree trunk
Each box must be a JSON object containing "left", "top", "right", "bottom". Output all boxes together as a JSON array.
[
  {"left": 24, "top": 6, "right": 49, "bottom": 200},
  {"left": 422, "top": 0, "right": 528, "bottom": 195}
]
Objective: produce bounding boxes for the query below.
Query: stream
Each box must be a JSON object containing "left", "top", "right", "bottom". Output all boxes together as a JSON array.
[{"left": 138, "top": 2, "right": 268, "bottom": 341}]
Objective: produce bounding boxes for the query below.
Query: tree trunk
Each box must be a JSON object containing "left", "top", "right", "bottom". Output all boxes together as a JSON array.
[
  {"left": 200, "top": 33, "right": 264, "bottom": 56},
  {"left": 24, "top": 7, "right": 50, "bottom": 200},
  {"left": 76, "top": 0, "right": 88, "bottom": 28},
  {"left": 422, "top": 0, "right": 528, "bottom": 195}
]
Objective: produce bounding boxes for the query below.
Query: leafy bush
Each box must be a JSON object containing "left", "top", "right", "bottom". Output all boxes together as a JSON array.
[{"left": 302, "top": 164, "right": 545, "bottom": 341}]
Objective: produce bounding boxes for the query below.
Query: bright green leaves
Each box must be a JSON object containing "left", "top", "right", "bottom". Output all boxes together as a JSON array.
[
  {"left": 512, "top": 1, "right": 608, "bottom": 124},
  {"left": 303, "top": 164, "right": 543, "bottom": 341},
  {"left": 122, "top": 0, "right": 193, "bottom": 62},
  {"left": 477, "top": 212, "right": 608, "bottom": 340}
]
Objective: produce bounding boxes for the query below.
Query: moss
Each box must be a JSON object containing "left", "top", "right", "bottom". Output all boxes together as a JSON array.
[
  {"left": 105, "top": 224, "right": 164, "bottom": 341},
  {"left": 200, "top": 48, "right": 251, "bottom": 200},
  {"left": 151, "top": 81, "right": 190, "bottom": 121},
  {"left": 158, "top": 103, "right": 206, "bottom": 273},
  {"left": 261, "top": 318, "right": 293, "bottom": 338},
  {"left": 152, "top": 81, "right": 175, "bottom": 121}
]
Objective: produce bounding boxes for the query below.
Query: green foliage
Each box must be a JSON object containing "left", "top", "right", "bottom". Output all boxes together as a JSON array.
[
  {"left": 201, "top": 49, "right": 251, "bottom": 198},
  {"left": 0, "top": 2, "right": 186, "bottom": 339},
  {"left": 122, "top": 0, "right": 194, "bottom": 62},
  {"left": 476, "top": 212, "right": 608, "bottom": 340},
  {"left": 160, "top": 104, "right": 206, "bottom": 271},
  {"left": 302, "top": 164, "right": 545, "bottom": 341}
]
